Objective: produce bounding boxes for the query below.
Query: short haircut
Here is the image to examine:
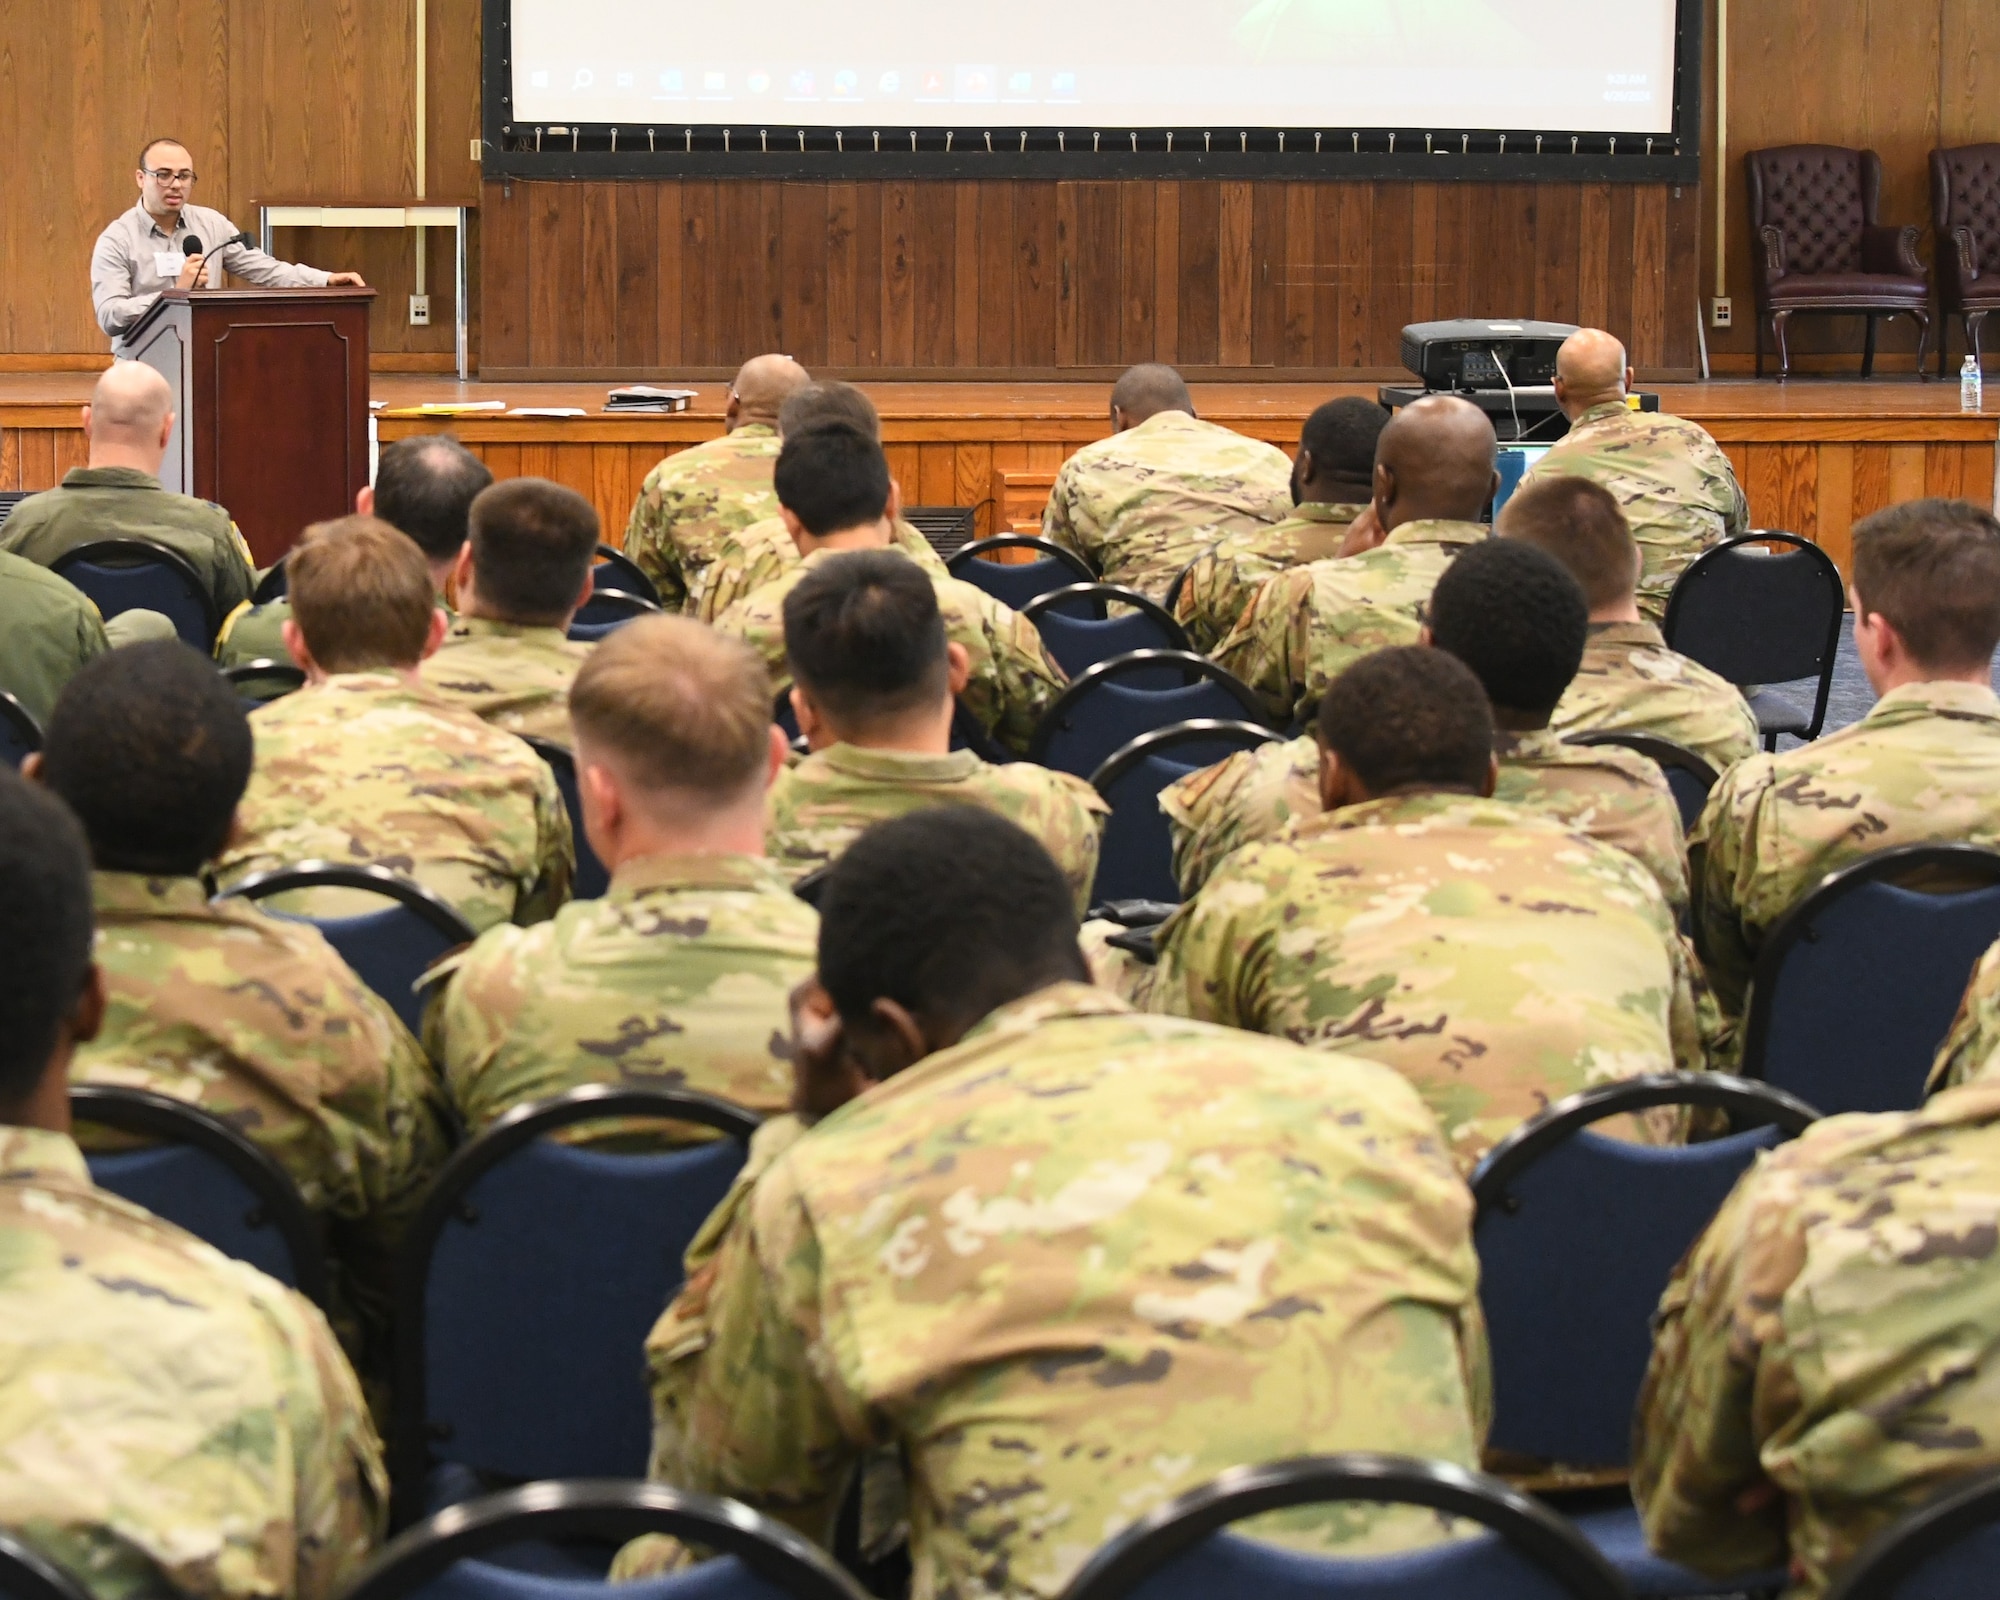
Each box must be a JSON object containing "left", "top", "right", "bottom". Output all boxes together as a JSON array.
[
  {"left": 1298, "top": 397, "right": 1390, "bottom": 481},
  {"left": 773, "top": 423, "right": 892, "bottom": 537},
  {"left": 1317, "top": 646, "right": 1494, "bottom": 794},
  {"left": 1110, "top": 363, "right": 1193, "bottom": 421},
  {"left": 569, "top": 614, "right": 772, "bottom": 801},
  {"left": 778, "top": 381, "right": 882, "bottom": 443},
  {"left": 817, "top": 808, "right": 1087, "bottom": 1034},
  {"left": 1428, "top": 538, "right": 1590, "bottom": 715},
  {"left": 1851, "top": 499, "right": 2000, "bottom": 673},
  {"left": 784, "top": 551, "right": 948, "bottom": 728},
  {"left": 0, "top": 769, "right": 95, "bottom": 1110},
  {"left": 41, "top": 642, "right": 252, "bottom": 876},
  {"left": 1498, "top": 477, "right": 1640, "bottom": 610},
  {"left": 138, "top": 136, "right": 189, "bottom": 169},
  {"left": 288, "top": 516, "right": 437, "bottom": 672},
  {"left": 467, "top": 478, "right": 601, "bottom": 625},
  {"left": 372, "top": 434, "right": 495, "bottom": 561}
]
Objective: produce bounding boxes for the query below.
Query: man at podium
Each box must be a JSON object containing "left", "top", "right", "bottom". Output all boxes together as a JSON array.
[{"left": 89, "top": 136, "right": 366, "bottom": 354}]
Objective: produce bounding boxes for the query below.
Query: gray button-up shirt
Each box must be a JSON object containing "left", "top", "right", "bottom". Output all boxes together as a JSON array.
[{"left": 90, "top": 202, "right": 331, "bottom": 349}]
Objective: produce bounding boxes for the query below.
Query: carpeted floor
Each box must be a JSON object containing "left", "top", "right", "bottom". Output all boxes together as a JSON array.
[{"left": 1770, "top": 617, "right": 2000, "bottom": 750}]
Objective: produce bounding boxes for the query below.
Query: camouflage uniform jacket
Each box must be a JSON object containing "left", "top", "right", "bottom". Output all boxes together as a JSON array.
[
  {"left": 697, "top": 514, "right": 948, "bottom": 624},
  {"left": 622, "top": 424, "right": 781, "bottom": 613},
  {"left": 1930, "top": 934, "right": 2000, "bottom": 1093},
  {"left": 1041, "top": 411, "right": 1294, "bottom": 600},
  {"left": 212, "top": 671, "right": 574, "bottom": 934},
  {"left": 418, "top": 616, "right": 592, "bottom": 746},
  {"left": 1152, "top": 794, "right": 1708, "bottom": 1171},
  {"left": 1213, "top": 520, "right": 1489, "bottom": 725},
  {"left": 713, "top": 547, "right": 1067, "bottom": 756},
  {"left": 1523, "top": 402, "right": 1749, "bottom": 622},
  {"left": 1633, "top": 1079, "right": 2000, "bottom": 1598},
  {"left": 765, "top": 743, "right": 1110, "bottom": 916},
  {"left": 1170, "top": 502, "right": 1366, "bottom": 654},
  {"left": 1551, "top": 621, "right": 1760, "bottom": 772},
  {"left": 1690, "top": 681, "right": 2000, "bottom": 1020},
  {"left": 0, "top": 548, "right": 110, "bottom": 724},
  {"left": 423, "top": 852, "right": 816, "bottom": 1134},
  {"left": 0, "top": 465, "right": 256, "bottom": 623},
  {"left": 0, "top": 1126, "right": 386, "bottom": 1600},
  {"left": 630, "top": 983, "right": 1489, "bottom": 1598}
]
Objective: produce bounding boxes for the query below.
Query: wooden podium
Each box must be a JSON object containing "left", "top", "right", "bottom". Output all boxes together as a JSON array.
[{"left": 121, "top": 286, "right": 375, "bottom": 567}]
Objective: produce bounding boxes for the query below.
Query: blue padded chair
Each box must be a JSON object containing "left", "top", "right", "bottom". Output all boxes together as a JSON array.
[
  {"left": 1824, "top": 1469, "right": 2000, "bottom": 1600},
  {"left": 522, "top": 737, "right": 608, "bottom": 900},
  {"left": 251, "top": 557, "right": 288, "bottom": 604},
  {"left": 1739, "top": 843, "right": 2000, "bottom": 1115},
  {"left": 391, "top": 1087, "right": 761, "bottom": 1528},
  {"left": 1028, "top": 651, "right": 1269, "bottom": 779},
  {"left": 1565, "top": 732, "right": 1719, "bottom": 833},
  {"left": 218, "top": 863, "right": 477, "bottom": 1037},
  {"left": 345, "top": 1480, "right": 867, "bottom": 1600},
  {"left": 1662, "top": 533, "right": 1844, "bottom": 750},
  {"left": 51, "top": 538, "right": 221, "bottom": 651},
  {"left": 946, "top": 534, "right": 1094, "bottom": 612},
  {"left": 0, "top": 1531, "right": 94, "bottom": 1600},
  {"left": 1057, "top": 1453, "right": 1628, "bottom": 1600},
  {"left": 592, "top": 544, "right": 663, "bottom": 607},
  {"left": 0, "top": 691, "right": 42, "bottom": 768},
  {"left": 1473, "top": 1075, "right": 1819, "bottom": 1596},
  {"left": 569, "top": 591, "right": 659, "bottom": 643},
  {"left": 220, "top": 658, "right": 306, "bottom": 706},
  {"left": 71, "top": 1083, "right": 329, "bottom": 1306},
  {"left": 1020, "top": 584, "right": 1191, "bottom": 680},
  {"left": 1088, "top": 719, "right": 1281, "bottom": 906}
]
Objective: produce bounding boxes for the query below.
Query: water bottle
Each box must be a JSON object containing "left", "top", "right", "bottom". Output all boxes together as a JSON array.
[{"left": 1963, "top": 355, "right": 1984, "bottom": 413}]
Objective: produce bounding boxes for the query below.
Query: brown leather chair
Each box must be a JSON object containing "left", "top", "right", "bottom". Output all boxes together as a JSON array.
[
  {"left": 1747, "top": 144, "right": 1930, "bottom": 380},
  {"left": 1931, "top": 144, "right": 2000, "bottom": 376}
]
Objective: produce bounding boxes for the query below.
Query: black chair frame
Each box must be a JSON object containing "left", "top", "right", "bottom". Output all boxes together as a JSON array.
[
  {"left": 390, "top": 1084, "right": 762, "bottom": 1527},
  {"left": 591, "top": 543, "right": 662, "bottom": 607},
  {"left": 50, "top": 538, "right": 222, "bottom": 645},
  {"left": 1087, "top": 718, "right": 1283, "bottom": 794},
  {"left": 1738, "top": 842, "right": 2000, "bottom": 1083},
  {"left": 792, "top": 864, "right": 831, "bottom": 908},
  {"left": 0, "top": 1531, "right": 94, "bottom": 1600},
  {"left": 1824, "top": 1467, "right": 2000, "bottom": 1600},
  {"left": 0, "top": 690, "right": 44, "bottom": 758},
  {"left": 217, "top": 860, "right": 478, "bottom": 944},
  {"left": 251, "top": 557, "right": 288, "bottom": 605},
  {"left": 1057, "top": 1452, "right": 1629, "bottom": 1600},
  {"left": 1021, "top": 582, "right": 1191, "bottom": 643},
  {"left": 69, "top": 1082, "right": 331, "bottom": 1307},
  {"left": 1026, "top": 650, "right": 1270, "bottom": 765},
  {"left": 945, "top": 533, "right": 1094, "bottom": 583},
  {"left": 1565, "top": 732, "right": 1719, "bottom": 792},
  {"left": 220, "top": 659, "right": 307, "bottom": 695},
  {"left": 345, "top": 1479, "right": 869, "bottom": 1600},
  {"left": 570, "top": 591, "right": 661, "bottom": 624}
]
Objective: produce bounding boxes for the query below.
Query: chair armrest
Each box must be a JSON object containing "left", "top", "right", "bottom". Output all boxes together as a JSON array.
[
  {"left": 1861, "top": 222, "right": 1924, "bottom": 276},
  {"left": 1758, "top": 224, "right": 1788, "bottom": 282},
  {"left": 1951, "top": 224, "right": 1983, "bottom": 282}
]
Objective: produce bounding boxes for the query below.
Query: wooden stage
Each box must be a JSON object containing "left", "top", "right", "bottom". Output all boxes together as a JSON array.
[{"left": 4, "top": 374, "right": 1995, "bottom": 580}]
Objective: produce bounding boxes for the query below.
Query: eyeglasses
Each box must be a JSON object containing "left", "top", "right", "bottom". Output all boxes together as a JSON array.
[{"left": 143, "top": 168, "right": 196, "bottom": 185}]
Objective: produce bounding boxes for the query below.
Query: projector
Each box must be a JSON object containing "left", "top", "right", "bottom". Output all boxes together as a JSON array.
[{"left": 1401, "top": 320, "right": 1580, "bottom": 392}]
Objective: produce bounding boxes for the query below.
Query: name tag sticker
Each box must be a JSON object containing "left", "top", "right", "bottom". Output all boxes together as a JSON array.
[{"left": 153, "top": 251, "right": 184, "bottom": 277}]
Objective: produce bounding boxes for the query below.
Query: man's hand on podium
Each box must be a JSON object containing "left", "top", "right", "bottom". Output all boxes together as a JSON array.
[{"left": 328, "top": 272, "right": 367, "bottom": 287}]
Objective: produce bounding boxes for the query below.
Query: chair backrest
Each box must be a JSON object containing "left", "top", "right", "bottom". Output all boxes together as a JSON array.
[
  {"left": 1662, "top": 533, "right": 1844, "bottom": 734},
  {"left": 591, "top": 543, "right": 663, "bottom": 606},
  {"left": 520, "top": 736, "right": 609, "bottom": 900},
  {"left": 1057, "top": 1453, "right": 1628, "bottom": 1600},
  {"left": 250, "top": 556, "right": 288, "bottom": 604},
  {"left": 1471, "top": 1074, "right": 1819, "bottom": 1469},
  {"left": 1931, "top": 145, "right": 2000, "bottom": 274},
  {"left": 1826, "top": 1468, "right": 2000, "bottom": 1600},
  {"left": 217, "top": 863, "right": 477, "bottom": 1036},
  {"left": 1028, "top": 650, "right": 1269, "bottom": 778},
  {"left": 0, "top": 691, "right": 42, "bottom": 769},
  {"left": 1746, "top": 144, "right": 1876, "bottom": 274},
  {"left": 1742, "top": 844, "right": 2000, "bottom": 1114},
  {"left": 392, "top": 1086, "right": 761, "bottom": 1523},
  {"left": 345, "top": 1481, "right": 867, "bottom": 1600},
  {"left": 220, "top": 658, "right": 307, "bottom": 706},
  {"left": 1088, "top": 720, "right": 1282, "bottom": 906},
  {"left": 0, "top": 1531, "right": 95, "bottom": 1600},
  {"left": 1564, "top": 732, "right": 1718, "bottom": 832},
  {"left": 50, "top": 538, "right": 221, "bottom": 650},
  {"left": 946, "top": 535, "right": 1095, "bottom": 611},
  {"left": 1022, "top": 584, "right": 1192, "bottom": 678},
  {"left": 568, "top": 590, "right": 659, "bottom": 643},
  {"left": 70, "top": 1083, "right": 330, "bottom": 1305}
]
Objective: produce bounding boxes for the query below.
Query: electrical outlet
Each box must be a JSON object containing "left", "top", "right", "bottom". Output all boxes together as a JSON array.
[
  {"left": 409, "top": 294, "right": 431, "bottom": 327},
  {"left": 1711, "top": 296, "right": 1733, "bottom": 329},
  {"left": 470, "top": 138, "right": 482, "bottom": 162}
]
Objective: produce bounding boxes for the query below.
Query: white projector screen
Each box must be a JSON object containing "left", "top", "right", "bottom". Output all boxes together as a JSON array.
[{"left": 508, "top": 0, "right": 1680, "bottom": 135}]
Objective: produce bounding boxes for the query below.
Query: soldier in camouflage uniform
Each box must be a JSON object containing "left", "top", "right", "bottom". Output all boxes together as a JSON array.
[
  {"left": 714, "top": 424, "right": 1067, "bottom": 755},
  {"left": 1153, "top": 649, "right": 1705, "bottom": 1172},
  {"left": 210, "top": 517, "right": 572, "bottom": 933},
  {"left": 0, "top": 549, "right": 111, "bottom": 724},
  {"left": 1523, "top": 329, "right": 1749, "bottom": 623},
  {"left": 2, "top": 362, "right": 254, "bottom": 624},
  {"left": 0, "top": 770, "right": 387, "bottom": 1600},
  {"left": 425, "top": 616, "right": 813, "bottom": 1134},
  {"left": 1691, "top": 500, "right": 2000, "bottom": 1028},
  {"left": 1042, "top": 363, "right": 1293, "bottom": 601},
  {"left": 623, "top": 355, "right": 811, "bottom": 613},
  {"left": 1633, "top": 1079, "right": 2000, "bottom": 1598},
  {"left": 1171, "top": 396, "right": 1388, "bottom": 652},
  {"left": 1214, "top": 394, "right": 1497, "bottom": 726},
  {"left": 1930, "top": 936, "right": 2000, "bottom": 1092},
  {"left": 418, "top": 478, "right": 597, "bottom": 745},
  {"left": 767, "top": 551, "right": 1107, "bottom": 913},
  {"left": 613, "top": 808, "right": 1489, "bottom": 1597}
]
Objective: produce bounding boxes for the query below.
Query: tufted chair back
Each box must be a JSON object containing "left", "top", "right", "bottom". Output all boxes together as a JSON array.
[
  {"left": 1747, "top": 145, "right": 1880, "bottom": 277},
  {"left": 1933, "top": 144, "right": 2000, "bottom": 291}
]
